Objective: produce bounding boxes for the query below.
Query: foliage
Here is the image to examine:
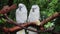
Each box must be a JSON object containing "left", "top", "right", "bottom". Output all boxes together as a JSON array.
[{"left": 0, "top": 0, "right": 60, "bottom": 34}]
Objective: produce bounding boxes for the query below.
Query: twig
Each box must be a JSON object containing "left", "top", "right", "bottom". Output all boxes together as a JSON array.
[
  {"left": 3, "top": 12, "right": 60, "bottom": 33},
  {"left": 4, "top": 14, "right": 39, "bottom": 32},
  {"left": 39, "top": 12, "right": 60, "bottom": 31},
  {"left": 40, "top": 12, "right": 60, "bottom": 26}
]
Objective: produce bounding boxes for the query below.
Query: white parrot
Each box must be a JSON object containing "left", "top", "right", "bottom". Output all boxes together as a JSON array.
[
  {"left": 28, "top": 5, "right": 40, "bottom": 34},
  {"left": 16, "top": 3, "right": 27, "bottom": 34}
]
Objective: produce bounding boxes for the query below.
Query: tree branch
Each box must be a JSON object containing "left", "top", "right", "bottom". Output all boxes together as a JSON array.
[
  {"left": 4, "top": 14, "right": 38, "bottom": 32},
  {"left": 40, "top": 12, "right": 60, "bottom": 26},
  {"left": 0, "top": 4, "right": 16, "bottom": 14},
  {"left": 3, "top": 12, "right": 60, "bottom": 33}
]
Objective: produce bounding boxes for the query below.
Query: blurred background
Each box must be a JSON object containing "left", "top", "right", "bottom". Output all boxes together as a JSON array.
[{"left": 0, "top": 0, "right": 60, "bottom": 34}]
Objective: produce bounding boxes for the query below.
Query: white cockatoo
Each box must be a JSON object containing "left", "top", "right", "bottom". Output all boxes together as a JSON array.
[
  {"left": 16, "top": 3, "right": 27, "bottom": 34},
  {"left": 28, "top": 5, "right": 40, "bottom": 34}
]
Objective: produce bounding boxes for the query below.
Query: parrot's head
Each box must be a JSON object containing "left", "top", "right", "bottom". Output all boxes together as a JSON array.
[
  {"left": 32, "top": 5, "right": 39, "bottom": 12},
  {"left": 18, "top": 3, "right": 26, "bottom": 11}
]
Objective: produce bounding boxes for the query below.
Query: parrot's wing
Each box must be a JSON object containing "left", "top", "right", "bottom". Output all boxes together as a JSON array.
[
  {"left": 28, "top": 5, "right": 40, "bottom": 22},
  {"left": 16, "top": 9, "right": 23, "bottom": 23},
  {"left": 28, "top": 5, "right": 41, "bottom": 34},
  {"left": 16, "top": 3, "right": 27, "bottom": 34},
  {"left": 16, "top": 3, "right": 27, "bottom": 24}
]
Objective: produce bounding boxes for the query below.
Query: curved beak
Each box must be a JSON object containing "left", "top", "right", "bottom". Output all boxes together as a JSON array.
[
  {"left": 19, "top": 6, "right": 22, "bottom": 11},
  {"left": 32, "top": 8, "right": 35, "bottom": 12}
]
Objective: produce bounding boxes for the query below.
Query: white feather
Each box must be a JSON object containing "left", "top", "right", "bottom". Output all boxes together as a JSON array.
[
  {"left": 28, "top": 5, "right": 40, "bottom": 22},
  {"left": 28, "top": 5, "right": 40, "bottom": 34},
  {"left": 16, "top": 3, "right": 27, "bottom": 24},
  {"left": 16, "top": 3, "right": 27, "bottom": 34}
]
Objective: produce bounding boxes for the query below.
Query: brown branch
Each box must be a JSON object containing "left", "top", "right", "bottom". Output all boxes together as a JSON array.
[
  {"left": 0, "top": 4, "right": 17, "bottom": 14},
  {"left": 39, "top": 12, "right": 60, "bottom": 31},
  {"left": 40, "top": 12, "right": 60, "bottom": 26},
  {"left": 3, "top": 12, "right": 60, "bottom": 32},
  {"left": 4, "top": 14, "right": 38, "bottom": 32},
  {"left": 0, "top": 12, "right": 59, "bottom": 34},
  {"left": 3, "top": 21, "right": 38, "bottom": 32},
  {"left": 1, "top": 25, "right": 60, "bottom": 34}
]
